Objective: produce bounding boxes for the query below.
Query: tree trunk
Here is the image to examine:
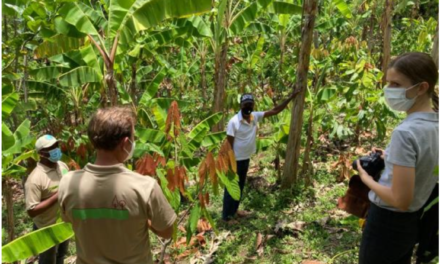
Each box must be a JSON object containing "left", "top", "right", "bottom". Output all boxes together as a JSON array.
[
  {"left": 23, "top": 54, "right": 28, "bottom": 104},
  {"left": 313, "top": 31, "right": 319, "bottom": 49},
  {"left": 279, "top": 32, "right": 286, "bottom": 74},
  {"left": 200, "top": 46, "right": 207, "bottom": 107},
  {"left": 3, "top": 15, "right": 8, "bottom": 42},
  {"left": 302, "top": 106, "right": 314, "bottom": 186},
  {"left": 130, "top": 63, "right": 137, "bottom": 103},
  {"left": 105, "top": 70, "right": 118, "bottom": 107},
  {"left": 3, "top": 179, "right": 15, "bottom": 244},
  {"left": 212, "top": 41, "right": 229, "bottom": 132},
  {"left": 281, "top": 0, "right": 318, "bottom": 189},
  {"left": 432, "top": 24, "right": 439, "bottom": 69},
  {"left": 367, "top": 3, "right": 376, "bottom": 54},
  {"left": 381, "top": 0, "right": 394, "bottom": 85},
  {"left": 411, "top": 0, "right": 419, "bottom": 19}
]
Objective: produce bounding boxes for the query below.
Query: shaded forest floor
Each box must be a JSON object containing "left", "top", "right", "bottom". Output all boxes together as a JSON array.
[
  {"left": 151, "top": 149, "right": 363, "bottom": 264},
  {"left": 5, "top": 126, "right": 437, "bottom": 263},
  {"left": 3, "top": 144, "right": 368, "bottom": 264}
]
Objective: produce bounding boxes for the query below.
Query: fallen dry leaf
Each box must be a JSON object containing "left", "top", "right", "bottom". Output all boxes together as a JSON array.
[
  {"left": 197, "top": 219, "right": 212, "bottom": 233},
  {"left": 256, "top": 233, "right": 263, "bottom": 249},
  {"left": 175, "top": 248, "right": 199, "bottom": 261},
  {"left": 302, "top": 261, "right": 325, "bottom": 264},
  {"left": 286, "top": 221, "right": 307, "bottom": 232}
]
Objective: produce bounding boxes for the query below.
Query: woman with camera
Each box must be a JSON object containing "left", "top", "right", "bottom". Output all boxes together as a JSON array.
[{"left": 357, "top": 52, "right": 439, "bottom": 264}]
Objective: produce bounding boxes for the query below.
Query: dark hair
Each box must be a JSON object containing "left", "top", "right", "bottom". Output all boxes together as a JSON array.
[
  {"left": 88, "top": 106, "right": 136, "bottom": 151},
  {"left": 388, "top": 52, "right": 439, "bottom": 111}
]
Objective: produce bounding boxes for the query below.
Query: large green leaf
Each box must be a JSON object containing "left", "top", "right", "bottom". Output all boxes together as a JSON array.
[
  {"left": 2, "top": 90, "right": 19, "bottom": 117},
  {"left": 30, "top": 67, "right": 69, "bottom": 81},
  {"left": 54, "top": 16, "right": 87, "bottom": 38},
  {"left": 26, "top": 81, "right": 64, "bottom": 99},
  {"left": 201, "top": 132, "right": 226, "bottom": 148},
  {"left": 188, "top": 113, "right": 223, "bottom": 139},
  {"left": 59, "top": 2, "right": 101, "bottom": 36},
  {"left": 58, "top": 66, "right": 102, "bottom": 87},
  {"left": 177, "top": 16, "right": 213, "bottom": 38},
  {"left": 187, "top": 126, "right": 209, "bottom": 150},
  {"left": 152, "top": 105, "right": 167, "bottom": 130},
  {"left": 139, "top": 69, "right": 166, "bottom": 105},
  {"left": 250, "top": 36, "right": 265, "bottom": 68},
  {"left": 156, "top": 170, "right": 181, "bottom": 211},
  {"left": 35, "top": 34, "right": 84, "bottom": 59},
  {"left": 110, "top": 0, "right": 212, "bottom": 49},
  {"left": 332, "top": 0, "right": 352, "bottom": 19},
  {"left": 2, "top": 222, "right": 74, "bottom": 263},
  {"left": 215, "top": 0, "right": 227, "bottom": 44},
  {"left": 3, "top": 119, "right": 34, "bottom": 156},
  {"left": 272, "top": 1, "right": 302, "bottom": 15},
  {"left": 217, "top": 171, "right": 240, "bottom": 201},
  {"left": 2, "top": 122, "right": 15, "bottom": 152},
  {"left": 186, "top": 204, "right": 201, "bottom": 243},
  {"left": 317, "top": 88, "right": 336, "bottom": 102},
  {"left": 230, "top": 0, "right": 273, "bottom": 35}
]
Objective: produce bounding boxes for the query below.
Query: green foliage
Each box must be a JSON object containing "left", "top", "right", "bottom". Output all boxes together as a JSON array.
[{"left": 2, "top": 222, "right": 74, "bottom": 263}]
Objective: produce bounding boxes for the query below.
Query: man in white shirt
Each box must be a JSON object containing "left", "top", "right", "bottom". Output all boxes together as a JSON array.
[{"left": 223, "top": 91, "right": 300, "bottom": 221}]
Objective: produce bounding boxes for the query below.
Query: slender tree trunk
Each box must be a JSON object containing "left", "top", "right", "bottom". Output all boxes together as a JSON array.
[
  {"left": 23, "top": 54, "right": 28, "bottom": 103},
  {"left": 367, "top": 3, "right": 376, "bottom": 54},
  {"left": 200, "top": 46, "right": 208, "bottom": 107},
  {"left": 313, "top": 31, "right": 319, "bottom": 49},
  {"left": 3, "top": 15, "right": 8, "bottom": 42},
  {"left": 279, "top": 32, "right": 286, "bottom": 74},
  {"left": 3, "top": 179, "right": 15, "bottom": 243},
  {"left": 432, "top": 24, "right": 439, "bottom": 69},
  {"left": 381, "top": 0, "right": 394, "bottom": 85},
  {"left": 281, "top": 0, "right": 318, "bottom": 189},
  {"left": 105, "top": 70, "right": 118, "bottom": 106},
  {"left": 212, "top": 41, "right": 229, "bottom": 132},
  {"left": 130, "top": 63, "right": 137, "bottom": 103},
  {"left": 302, "top": 106, "right": 314, "bottom": 186},
  {"left": 411, "top": 0, "right": 419, "bottom": 19}
]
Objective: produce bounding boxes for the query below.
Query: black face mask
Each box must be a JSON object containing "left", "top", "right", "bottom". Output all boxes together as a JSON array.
[{"left": 242, "top": 106, "right": 253, "bottom": 115}]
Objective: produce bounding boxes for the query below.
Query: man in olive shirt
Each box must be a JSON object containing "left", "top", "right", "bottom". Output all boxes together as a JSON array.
[
  {"left": 59, "top": 107, "right": 177, "bottom": 264},
  {"left": 25, "top": 135, "right": 69, "bottom": 264}
]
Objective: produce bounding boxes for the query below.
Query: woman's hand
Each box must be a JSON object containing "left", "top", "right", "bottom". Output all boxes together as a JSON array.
[
  {"left": 357, "top": 160, "right": 373, "bottom": 184},
  {"left": 368, "top": 147, "right": 385, "bottom": 159}
]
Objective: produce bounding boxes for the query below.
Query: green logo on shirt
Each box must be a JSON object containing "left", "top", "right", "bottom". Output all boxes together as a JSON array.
[{"left": 72, "top": 208, "right": 129, "bottom": 220}]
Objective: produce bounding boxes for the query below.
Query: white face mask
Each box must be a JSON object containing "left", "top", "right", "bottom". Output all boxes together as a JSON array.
[
  {"left": 384, "top": 83, "right": 420, "bottom": 112},
  {"left": 124, "top": 139, "right": 135, "bottom": 162}
]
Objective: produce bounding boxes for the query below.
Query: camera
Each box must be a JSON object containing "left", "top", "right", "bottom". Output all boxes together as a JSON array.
[{"left": 352, "top": 151, "right": 385, "bottom": 181}]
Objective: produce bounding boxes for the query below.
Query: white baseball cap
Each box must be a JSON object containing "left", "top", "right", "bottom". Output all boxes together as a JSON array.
[{"left": 35, "top": 135, "right": 59, "bottom": 151}]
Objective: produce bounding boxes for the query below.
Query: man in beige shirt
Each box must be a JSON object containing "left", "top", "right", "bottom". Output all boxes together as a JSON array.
[
  {"left": 25, "top": 135, "right": 69, "bottom": 264},
  {"left": 59, "top": 106, "right": 177, "bottom": 264}
]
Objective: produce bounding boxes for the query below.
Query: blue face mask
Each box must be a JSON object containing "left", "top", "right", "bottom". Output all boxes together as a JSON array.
[{"left": 43, "top": 148, "right": 62, "bottom": 163}]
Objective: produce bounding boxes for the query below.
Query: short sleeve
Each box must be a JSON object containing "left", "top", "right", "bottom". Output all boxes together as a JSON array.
[
  {"left": 58, "top": 179, "right": 71, "bottom": 223},
  {"left": 253, "top": 112, "right": 265, "bottom": 123},
  {"left": 387, "top": 129, "right": 417, "bottom": 168},
  {"left": 146, "top": 182, "right": 177, "bottom": 231},
  {"left": 25, "top": 181, "right": 41, "bottom": 211},
  {"left": 226, "top": 120, "right": 236, "bottom": 137}
]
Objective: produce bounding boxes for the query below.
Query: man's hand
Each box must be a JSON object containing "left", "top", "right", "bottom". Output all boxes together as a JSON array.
[
  {"left": 264, "top": 87, "right": 301, "bottom": 118},
  {"left": 27, "top": 191, "right": 59, "bottom": 218},
  {"left": 288, "top": 87, "right": 301, "bottom": 100}
]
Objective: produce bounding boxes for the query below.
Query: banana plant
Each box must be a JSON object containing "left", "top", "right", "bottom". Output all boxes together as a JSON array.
[{"left": 33, "top": 0, "right": 213, "bottom": 106}]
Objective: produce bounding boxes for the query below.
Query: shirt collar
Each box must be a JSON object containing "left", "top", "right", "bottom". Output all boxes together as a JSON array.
[
  {"left": 238, "top": 111, "right": 254, "bottom": 123},
  {"left": 84, "top": 163, "right": 128, "bottom": 175},
  {"left": 37, "top": 162, "right": 58, "bottom": 173},
  {"left": 404, "top": 112, "right": 439, "bottom": 123}
]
